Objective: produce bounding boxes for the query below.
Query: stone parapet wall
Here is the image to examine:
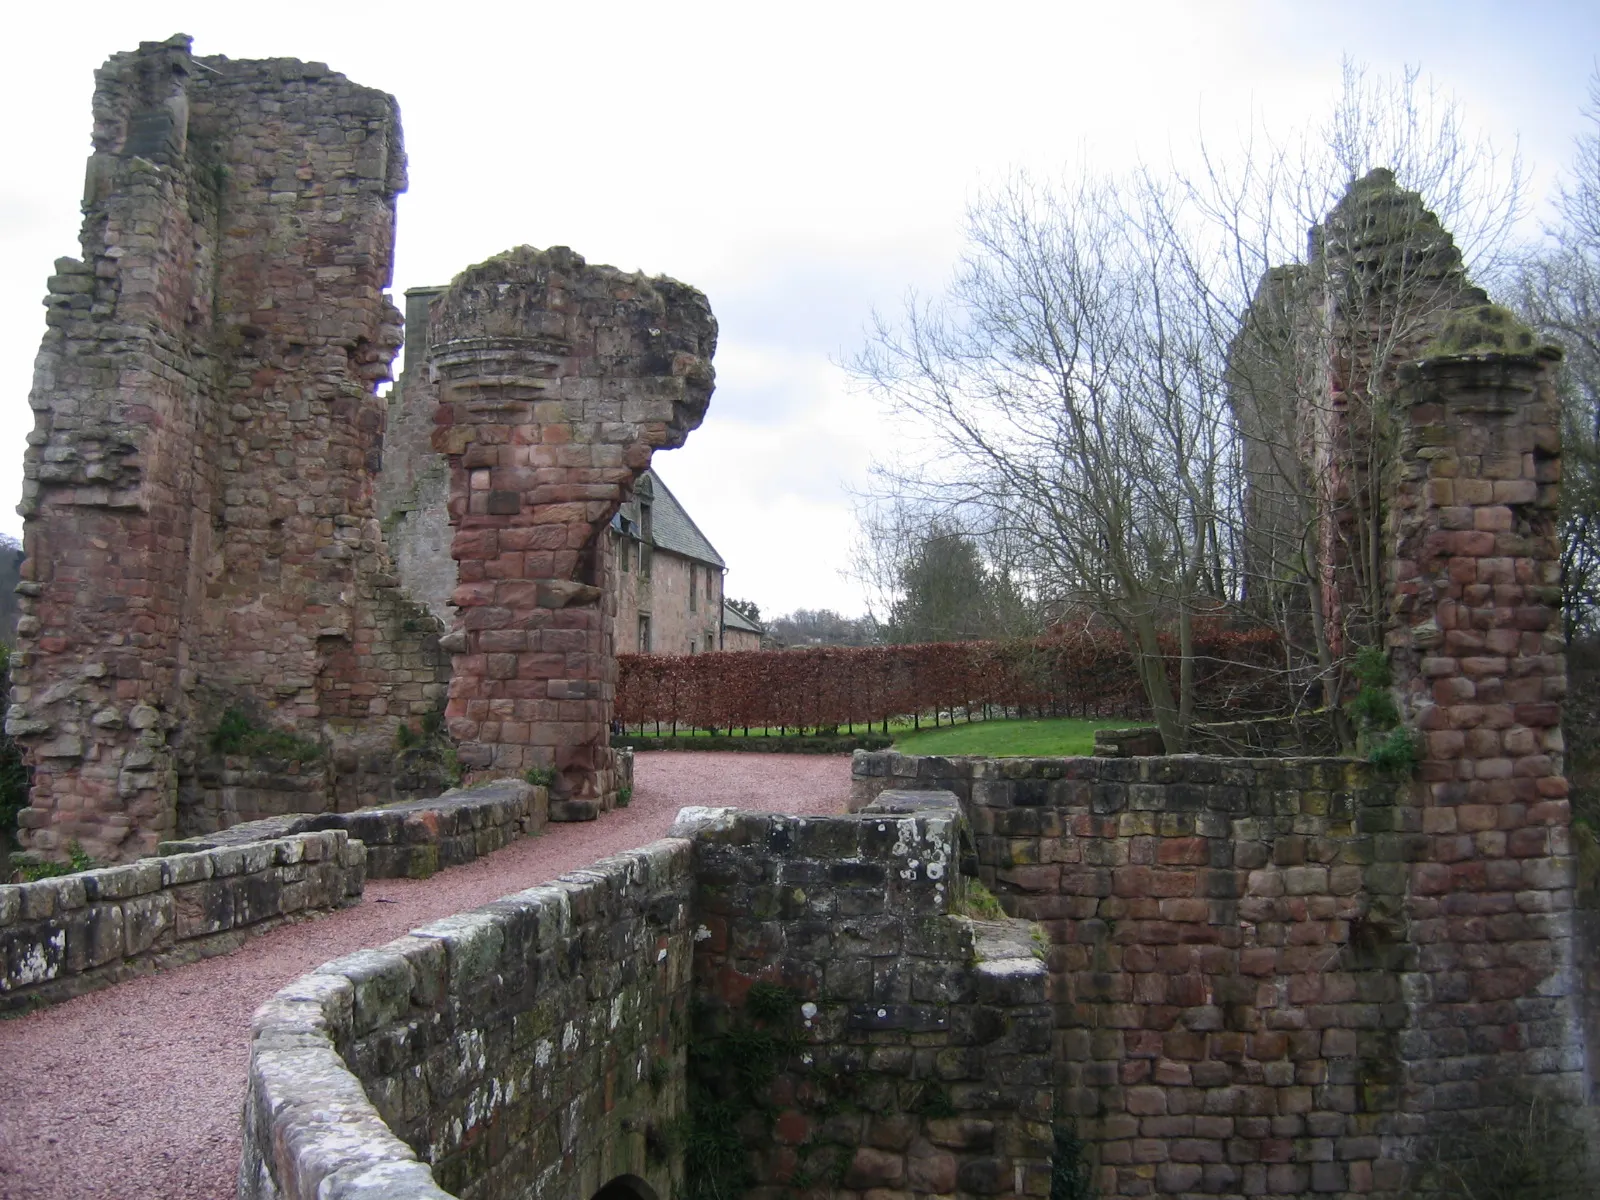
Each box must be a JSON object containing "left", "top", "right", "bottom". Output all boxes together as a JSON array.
[
  {"left": 159, "top": 778, "right": 545, "bottom": 879},
  {"left": 686, "top": 791, "right": 1054, "bottom": 1200},
  {"left": 241, "top": 838, "right": 694, "bottom": 1200},
  {"left": 851, "top": 751, "right": 1590, "bottom": 1198},
  {"left": 0, "top": 829, "right": 363, "bottom": 1013}
]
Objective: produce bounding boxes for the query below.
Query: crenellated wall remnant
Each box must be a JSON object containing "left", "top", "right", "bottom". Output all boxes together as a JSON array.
[
  {"left": 9, "top": 37, "right": 454, "bottom": 862},
  {"left": 423, "top": 247, "right": 716, "bottom": 817}
]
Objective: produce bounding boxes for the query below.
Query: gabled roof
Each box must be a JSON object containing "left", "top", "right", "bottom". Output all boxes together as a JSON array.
[
  {"left": 722, "top": 601, "right": 763, "bottom": 635},
  {"left": 616, "top": 468, "right": 725, "bottom": 568}
]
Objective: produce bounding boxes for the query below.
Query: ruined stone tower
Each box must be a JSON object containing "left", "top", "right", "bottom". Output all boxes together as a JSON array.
[
  {"left": 421, "top": 247, "right": 716, "bottom": 814},
  {"left": 8, "top": 37, "right": 448, "bottom": 860}
]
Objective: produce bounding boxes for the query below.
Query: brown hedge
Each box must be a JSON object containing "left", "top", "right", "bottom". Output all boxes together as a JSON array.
[{"left": 615, "top": 622, "right": 1284, "bottom": 732}]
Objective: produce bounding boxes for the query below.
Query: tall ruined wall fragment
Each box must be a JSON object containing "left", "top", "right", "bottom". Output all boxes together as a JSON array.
[
  {"left": 425, "top": 247, "right": 715, "bottom": 816},
  {"left": 1387, "top": 344, "right": 1590, "bottom": 1149},
  {"left": 1229, "top": 169, "right": 1483, "bottom": 661},
  {"left": 10, "top": 36, "right": 450, "bottom": 862}
]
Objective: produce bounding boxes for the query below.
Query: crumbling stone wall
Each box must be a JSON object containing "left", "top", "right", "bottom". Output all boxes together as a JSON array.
[
  {"left": 424, "top": 247, "right": 715, "bottom": 816},
  {"left": 853, "top": 745, "right": 1591, "bottom": 1197},
  {"left": 9, "top": 37, "right": 450, "bottom": 861},
  {"left": 243, "top": 794, "right": 1053, "bottom": 1200},
  {"left": 855, "top": 753, "right": 1408, "bottom": 1196},
  {"left": 686, "top": 791, "right": 1054, "bottom": 1200},
  {"left": 242, "top": 838, "right": 695, "bottom": 1200},
  {"left": 1385, "top": 348, "right": 1586, "bottom": 1143},
  {"left": 379, "top": 287, "right": 455, "bottom": 627}
]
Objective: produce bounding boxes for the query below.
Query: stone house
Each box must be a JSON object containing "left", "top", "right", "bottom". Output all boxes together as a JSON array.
[
  {"left": 610, "top": 469, "right": 746, "bottom": 655},
  {"left": 721, "top": 599, "right": 764, "bottom": 651}
]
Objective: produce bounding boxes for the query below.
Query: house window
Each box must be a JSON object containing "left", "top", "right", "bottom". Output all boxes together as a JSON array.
[
  {"left": 707, "top": 628, "right": 717, "bottom": 652},
  {"left": 689, "top": 638, "right": 697, "bottom": 655},
  {"left": 638, "top": 615, "right": 651, "bottom": 653},
  {"left": 689, "top": 563, "right": 698, "bottom": 613},
  {"left": 640, "top": 503, "right": 653, "bottom": 572},
  {"left": 619, "top": 535, "right": 630, "bottom": 573}
]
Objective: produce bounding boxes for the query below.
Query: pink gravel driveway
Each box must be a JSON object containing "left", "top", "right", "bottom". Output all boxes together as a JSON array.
[{"left": 0, "top": 753, "right": 851, "bottom": 1200}]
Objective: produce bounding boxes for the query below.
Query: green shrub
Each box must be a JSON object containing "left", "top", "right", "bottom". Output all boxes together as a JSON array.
[
  {"left": 1052, "top": 1123, "right": 1095, "bottom": 1200},
  {"left": 14, "top": 840, "right": 94, "bottom": 882},
  {"left": 615, "top": 786, "right": 633, "bottom": 808},
  {"left": 209, "top": 707, "right": 322, "bottom": 762},
  {"left": 523, "top": 766, "right": 557, "bottom": 788},
  {"left": 957, "top": 879, "right": 1007, "bottom": 920},
  {"left": 1344, "top": 647, "right": 1419, "bottom": 776}
]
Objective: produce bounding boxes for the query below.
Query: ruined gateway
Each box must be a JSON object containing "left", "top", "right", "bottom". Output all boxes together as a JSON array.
[{"left": 3, "top": 33, "right": 1597, "bottom": 1200}]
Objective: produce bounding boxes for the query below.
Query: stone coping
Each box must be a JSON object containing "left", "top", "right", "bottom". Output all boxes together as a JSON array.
[
  {"left": 158, "top": 778, "right": 545, "bottom": 879},
  {"left": 0, "top": 830, "right": 364, "bottom": 1013},
  {"left": 240, "top": 836, "right": 689, "bottom": 1200}
]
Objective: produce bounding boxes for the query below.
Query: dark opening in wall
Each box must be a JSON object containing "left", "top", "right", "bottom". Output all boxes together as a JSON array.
[{"left": 592, "top": 1175, "right": 659, "bottom": 1200}]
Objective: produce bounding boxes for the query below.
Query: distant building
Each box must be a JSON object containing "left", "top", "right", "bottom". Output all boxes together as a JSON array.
[
  {"left": 611, "top": 470, "right": 752, "bottom": 655},
  {"left": 721, "top": 601, "right": 764, "bottom": 652}
]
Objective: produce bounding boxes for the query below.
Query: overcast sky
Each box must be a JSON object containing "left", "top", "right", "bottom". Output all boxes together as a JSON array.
[{"left": 3, "top": 1, "right": 1597, "bottom": 618}]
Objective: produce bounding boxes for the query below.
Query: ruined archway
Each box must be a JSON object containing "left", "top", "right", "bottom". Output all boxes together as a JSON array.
[{"left": 592, "top": 1175, "right": 659, "bottom": 1200}]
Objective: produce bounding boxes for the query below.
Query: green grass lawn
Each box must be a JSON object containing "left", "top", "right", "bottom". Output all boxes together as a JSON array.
[{"left": 892, "top": 716, "right": 1129, "bottom": 758}]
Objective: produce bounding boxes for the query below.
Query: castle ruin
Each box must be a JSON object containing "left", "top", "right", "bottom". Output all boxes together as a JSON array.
[{"left": 7, "top": 36, "right": 710, "bottom": 860}]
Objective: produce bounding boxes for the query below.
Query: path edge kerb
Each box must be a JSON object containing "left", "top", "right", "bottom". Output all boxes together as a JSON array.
[{"left": 240, "top": 835, "right": 692, "bottom": 1200}]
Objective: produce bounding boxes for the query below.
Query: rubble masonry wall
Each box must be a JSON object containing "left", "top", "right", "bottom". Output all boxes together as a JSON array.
[{"left": 10, "top": 37, "right": 450, "bottom": 861}]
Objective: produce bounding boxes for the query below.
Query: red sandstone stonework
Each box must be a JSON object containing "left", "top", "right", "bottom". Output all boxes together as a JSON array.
[
  {"left": 424, "top": 247, "right": 716, "bottom": 815},
  {"left": 1387, "top": 351, "right": 1583, "bottom": 1135},
  {"left": 10, "top": 38, "right": 448, "bottom": 861}
]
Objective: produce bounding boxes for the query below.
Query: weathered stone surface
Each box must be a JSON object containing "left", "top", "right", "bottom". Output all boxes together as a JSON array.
[
  {"left": 422, "top": 245, "right": 716, "bottom": 810},
  {"left": 11, "top": 36, "right": 449, "bottom": 863},
  {"left": 852, "top": 744, "right": 1593, "bottom": 1198},
  {"left": 690, "top": 794, "right": 1052, "bottom": 1200},
  {"left": 243, "top": 839, "right": 694, "bottom": 1200},
  {"left": 0, "top": 829, "right": 361, "bottom": 1013},
  {"left": 157, "top": 778, "right": 544, "bottom": 879}
]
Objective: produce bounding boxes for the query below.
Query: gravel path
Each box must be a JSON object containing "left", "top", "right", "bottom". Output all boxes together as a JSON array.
[{"left": 0, "top": 753, "right": 851, "bottom": 1200}]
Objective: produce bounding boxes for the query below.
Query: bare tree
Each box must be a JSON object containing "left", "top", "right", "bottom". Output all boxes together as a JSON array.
[
  {"left": 1520, "top": 74, "right": 1600, "bottom": 638},
  {"left": 853, "top": 171, "right": 1237, "bottom": 751}
]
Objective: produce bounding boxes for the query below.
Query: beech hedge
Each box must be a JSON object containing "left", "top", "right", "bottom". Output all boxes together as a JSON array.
[{"left": 616, "top": 622, "right": 1284, "bottom": 733}]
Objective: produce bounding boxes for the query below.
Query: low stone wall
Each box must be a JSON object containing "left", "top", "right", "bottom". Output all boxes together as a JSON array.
[
  {"left": 687, "top": 790, "right": 1054, "bottom": 1200},
  {"left": 242, "top": 839, "right": 694, "bottom": 1200},
  {"left": 159, "top": 779, "right": 544, "bottom": 879},
  {"left": 0, "top": 830, "right": 363, "bottom": 1013},
  {"left": 851, "top": 750, "right": 1590, "bottom": 1199}
]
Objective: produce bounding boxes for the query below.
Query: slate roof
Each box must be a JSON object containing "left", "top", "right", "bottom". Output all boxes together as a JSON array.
[
  {"left": 614, "top": 468, "right": 725, "bottom": 568},
  {"left": 722, "top": 601, "right": 764, "bottom": 635}
]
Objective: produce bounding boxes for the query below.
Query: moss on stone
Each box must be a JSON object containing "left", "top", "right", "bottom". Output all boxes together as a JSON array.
[{"left": 1423, "top": 303, "right": 1541, "bottom": 359}]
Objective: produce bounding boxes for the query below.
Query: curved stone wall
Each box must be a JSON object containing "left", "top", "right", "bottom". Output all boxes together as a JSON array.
[
  {"left": 243, "top": 795, "right": 1057, "bottom": 1200},
  {"left": 241, "top": 839, "right": 693, "bottom": 1200}
]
